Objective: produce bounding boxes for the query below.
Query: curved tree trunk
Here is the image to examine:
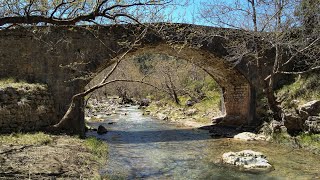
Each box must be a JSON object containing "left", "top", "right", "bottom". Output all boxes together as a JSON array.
[
  {"left": 52, "top": 95, "right": 85, "bottom": 137},
  {"left": 264, "top": 75, "right": 282, "bottom": 121}
]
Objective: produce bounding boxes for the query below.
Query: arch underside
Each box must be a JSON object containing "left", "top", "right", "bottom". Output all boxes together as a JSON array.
[{"left": 94, "top": 44, "right": 253, "bottom": 126}]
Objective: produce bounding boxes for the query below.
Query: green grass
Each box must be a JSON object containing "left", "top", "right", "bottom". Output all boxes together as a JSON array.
[
  {"left": 0, "top": 132, "right": 53, "bottom": 145},
  {"left": 193, "top": 91, "right": 221, "bottom": 113},
  {"left": 0, "top": 78, "right": 47, "bottom": 90},
  {"left": 271, "top": 132, "right": 293, "bottom": 144},
  {"left": 277, "top": 74, "right": 320, "bottom": 107},
  {"left": 297, "top": 133, "right": 320, "bottom": 149},
  {"left": 84, "top": 137, "right": 108, "bottom": 159}
]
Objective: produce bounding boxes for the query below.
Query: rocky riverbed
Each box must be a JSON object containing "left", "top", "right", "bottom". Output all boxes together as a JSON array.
[{"left": 85, "top": 98, "right": 320, "bottom": 179}]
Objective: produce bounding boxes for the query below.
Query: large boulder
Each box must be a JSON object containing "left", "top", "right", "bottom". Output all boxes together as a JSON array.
[
  {"left": 221, "top": 150, "right": 273, "bottom": 173},
  {"left": 304, "top": 116, "right": 320, "bottom": 133},
  {"left": 283, "top": 112, "right": 304, "bottom": 132},
  {"left": 186, "top": 100, "right": 195, "bottom": 107},
  {"left": 185, "top": 108, "right": 198, "bottom": 116},
  {"left": 139, "top": 98, "right": 151, "bottom": 107},
  {"left": 120, "top": 96, "right": 134, "bottom": 105},
  {"left": 97, "top": 125, "right": 108, "bottom": 135},
  {"left": 234, "top": 132, "right": 267, "bottom": 141},
  {"left": 299, "top": 100, "right": 320, "bottom": 116},
  {"left": 157, "top": 113, "right": 168, "bottom": 121}
]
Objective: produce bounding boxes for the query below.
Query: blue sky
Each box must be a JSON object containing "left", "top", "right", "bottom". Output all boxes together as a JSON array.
[
  {"left": 168, "top": 0, "right": 236, "bottom": 25},
  {"left": 169, "top": 0, "right": 203, "bottom": 25}
]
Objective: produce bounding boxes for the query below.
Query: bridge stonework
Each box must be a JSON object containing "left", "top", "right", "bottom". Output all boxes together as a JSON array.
[{"left": 0, "top": 24, "right": 266, "bottom": 130}]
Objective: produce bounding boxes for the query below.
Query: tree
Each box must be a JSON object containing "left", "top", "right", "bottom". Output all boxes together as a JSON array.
[
  {"left": 0, "top": 0, "right": 172, "bottom": 28},
  {"left": 199, "top": 0, "right": 320, "bottom": 121},
  {"left": 295, "top": 0, "right": 320, "bottom": 33}
]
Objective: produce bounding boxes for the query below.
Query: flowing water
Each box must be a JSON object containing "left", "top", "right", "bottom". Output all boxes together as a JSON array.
[{"left": 87, "top": 106, "right": 320, "bottom": 180}]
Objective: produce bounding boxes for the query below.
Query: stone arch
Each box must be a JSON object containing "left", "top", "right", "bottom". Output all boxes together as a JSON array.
[
  {"left": 0, "top": 24, "right": 258, "bottom": 133},
  {"left": 88, "top": 43, "right": 254, "bottom": 126}
]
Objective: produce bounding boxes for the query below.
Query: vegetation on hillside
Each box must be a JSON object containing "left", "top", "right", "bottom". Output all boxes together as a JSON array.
[
  {"left": 87, "top": 53, "right": 223, "bottom": 124},
  {"left": 277, "top": 73, "right": 320, "bottom": 108},
  {"left": 0, "top": 78, "right": 47, "bottom": 90}
]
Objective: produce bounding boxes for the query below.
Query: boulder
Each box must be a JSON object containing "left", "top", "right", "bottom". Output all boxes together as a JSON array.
[
  {"left": 185, "top": 108, "right": 198, "bottom": 116},
  {"left": 212, "top": 116, "right": 224, "bottom": 124},
  {"left": 299, "top": 100, "right": 320, "bottom": 116},
  {"left": 304, "top": 116, "right": 320, "bottom": 133},
  {"left": 97, "top": 125, "right": 108, "bottom": 135},
  {"left": 157, "top": 113, "right": 168, "bottom": 121},
  {"left": 234, "top": 132, "right": 267, "bottom": 141},
  {"left": 186, "top": 100, "right": 194, "bottom": 107},
  {"left": 222, "top": 150, "right": 273, "bottom": 173},
  {"left": 283, "top": 112, "right": 304, "bottom": 132},
  {"left": 120, "top": 97, "right": 134, "bottom": 105},
  {"left": 269, "top": 120, "right": 284, "bottom": 133},
  {"left": 139, "top": 98, "right": 150, "bottom": 107}
]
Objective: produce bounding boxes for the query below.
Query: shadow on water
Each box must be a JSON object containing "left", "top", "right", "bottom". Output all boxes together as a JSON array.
[{"left": 96, "top": 129, "right": 211, "bottom": 144}]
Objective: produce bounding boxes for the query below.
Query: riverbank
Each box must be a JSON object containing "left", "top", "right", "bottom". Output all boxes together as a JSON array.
[
  {"left": 0, "top": 133, "right": 108, "bottom": 179},
  {"left": 85, "top": 97, "right": 320, "bottom": 155},
  {"left": 144, "top": 99, "right": 220, "bottom": 128}
]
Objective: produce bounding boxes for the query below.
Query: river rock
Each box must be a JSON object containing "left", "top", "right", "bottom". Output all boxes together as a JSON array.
[
  {"left": 222, "top": 150, "right": 273, "bottom": 173},
  {"left": 304, "top": 116, "right": 320, "bottom": 133},
  {"left": 139, "top": 98, "right": 150, "bottom": 107},
  {"left": 234, "top": 132, "right": 267, "bottom": 141},
  {"left": 186, "top": 100, "right": 194, "bottom": 107},
  {"left": 157, "top": 113, "right": 168, "bottom": 120},
  {"left": 283, "top": 112, "right": 304, "bottom": 132},
  {"left": 97, "top": 125, "right": 108, "bottom": 135},
  {"left": 185, "top": 108, "right": 197, "bottom": 116}
]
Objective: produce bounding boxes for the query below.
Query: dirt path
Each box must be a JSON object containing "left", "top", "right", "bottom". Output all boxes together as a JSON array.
[{"left": 0, "top": 135, "right": 103, "bottom": 179}]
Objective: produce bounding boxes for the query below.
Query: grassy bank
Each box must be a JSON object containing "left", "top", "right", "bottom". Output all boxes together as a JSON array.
[
  {"left": 0, "top": 132, "right": 108, "bottom": 179},
  {"left": 271, "top": 132, "right": 320, "bottom": 154},
  {"left": 277, "top": 73, "right": 320, "bottom": 108},
  {"left": 273, "top": 73, "right": 320, "bottom": 153},
  {"left": 0, "top": 132, "right": 53, "bottom": 145},
  {"left": 146, "top": 90, "right": 222, "bottom": 125}
]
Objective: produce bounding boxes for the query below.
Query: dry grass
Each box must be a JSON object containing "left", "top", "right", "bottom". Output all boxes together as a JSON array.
[
  {"left": 0, "top": 134, "right": 108, "bottom": 179},
  {"left": 0, "top": 132, "right": 53, "bottom": 146},
  {"left": 0, "top": 78, "right": 47, "bottom": 90}
]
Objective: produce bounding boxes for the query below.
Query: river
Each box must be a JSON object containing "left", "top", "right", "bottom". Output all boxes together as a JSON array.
[{"left": 87, "top": 105, "right": 320, "bottom": 179}]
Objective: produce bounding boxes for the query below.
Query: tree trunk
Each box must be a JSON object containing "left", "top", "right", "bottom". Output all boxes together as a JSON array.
[
  {"left": 172, "top": 88, "right": 180, "bottom": 105},
  {"left": 52, "top": 95, "right": 86, "bottom": 137},
  {"left": 264, "top": 75, "right": 282, "bottom": 121}
]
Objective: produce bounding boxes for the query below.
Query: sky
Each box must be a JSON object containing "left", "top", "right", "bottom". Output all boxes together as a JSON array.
[
  {"left": 167, "top": 0, "right": 235, "bottom": 26},
  {"left": 168, "top": 0, "right": 204, "bottom": 25}
]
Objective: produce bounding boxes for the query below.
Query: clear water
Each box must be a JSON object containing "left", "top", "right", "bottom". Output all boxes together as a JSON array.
[{"left": 87, "top": 106, "right": 320, "bottom": 180}]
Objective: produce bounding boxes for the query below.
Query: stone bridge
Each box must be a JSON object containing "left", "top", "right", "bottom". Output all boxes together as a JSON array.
[{"left": 0, "top": 24, "right": 271, "bottom": 131}]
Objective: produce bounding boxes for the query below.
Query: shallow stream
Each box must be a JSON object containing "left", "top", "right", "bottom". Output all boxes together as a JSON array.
[{"left": 87, "top": 106, "right": 320, "bottom": 179}]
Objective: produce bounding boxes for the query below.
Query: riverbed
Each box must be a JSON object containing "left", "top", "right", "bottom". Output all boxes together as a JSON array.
[{"left": 87, "top": 105, "right": 320, "bottom": 179}]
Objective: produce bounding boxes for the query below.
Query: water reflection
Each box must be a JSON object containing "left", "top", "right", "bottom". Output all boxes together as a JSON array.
[{"left": 98, "top": 129, "right": 211, "bottom": 144}]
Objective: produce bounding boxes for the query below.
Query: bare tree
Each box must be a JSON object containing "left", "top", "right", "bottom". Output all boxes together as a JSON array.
[
  {"left": 199, "top": 0, "right": 320, "bottom": 120},
  {"left": 0, "top": 0, "right": 173, "bottom": 28}
]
